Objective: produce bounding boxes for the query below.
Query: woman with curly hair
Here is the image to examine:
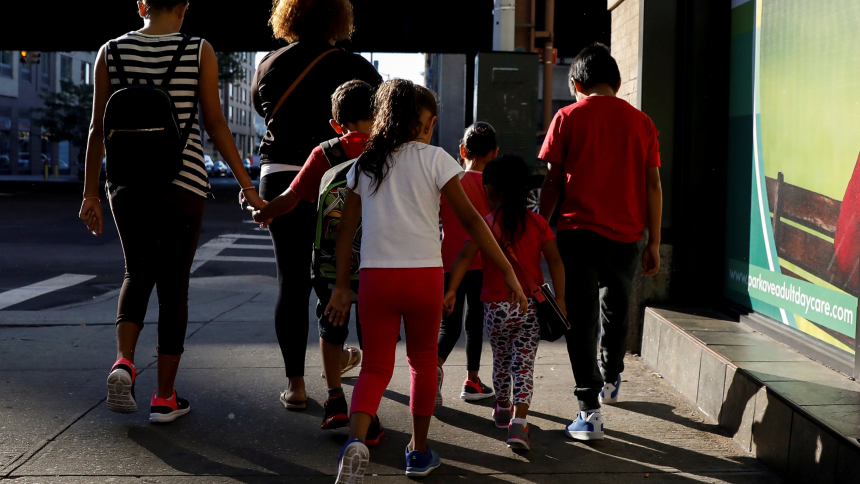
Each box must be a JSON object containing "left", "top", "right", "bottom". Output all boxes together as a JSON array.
[
  {"left": 325, "top": 79, "right": 527, "bottom": 481},
  {"left": 251, "top": 0, "right": 381, "bottom": 415}
]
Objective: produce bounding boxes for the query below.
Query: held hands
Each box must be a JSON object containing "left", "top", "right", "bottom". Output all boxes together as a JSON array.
[
  {"left": 443, "top": 290, "right": 457, "bottom": 316},
  {"left": 79, "top": 198, "right": 103, "bottom": 236},
  {"left": 246, "top": 203, "right": 273, "bottom": 228},
  {"left": 504, "top": 271, "right": 529, "bottom": 313},
  {"left": 642, "top": 242, "right": 660, "bottom": 276},
  {"left": 241, "top": 188, "right": 267, "bottom": 211},
  {"left": 324, "top": 286, "right": 353, "bottom": 326}
]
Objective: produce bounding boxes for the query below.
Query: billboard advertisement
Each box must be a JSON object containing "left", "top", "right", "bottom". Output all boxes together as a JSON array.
[{"left": 725, "top": 0, "right": 859, "bottom": 354}]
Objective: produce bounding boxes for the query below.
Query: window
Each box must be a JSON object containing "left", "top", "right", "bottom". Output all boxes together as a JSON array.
[
  {"left": 228, "top": 106, "right": 233, "bottom": 122},
  {"left": 40, "top": 56, "right": 50, "bottom": 85},
  {"left": 0, "top": 51, "right": 12, "bottom": 78},
  {"left": 81, "top": 62, "right": 92, "bottom": 85},
  {"left": 21, "top": 61, "right": 31, "bottom": 83},
  {"left": 60, "top": 56, "right": 72, "bottom": 81}
]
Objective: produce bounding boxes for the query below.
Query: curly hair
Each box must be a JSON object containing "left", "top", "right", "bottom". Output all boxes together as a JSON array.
[
  {"left": 352, "top": 79, "right": 438, "bottom": 195},
  {"left": 269, "top": 0, "right": 354, "bottom": 43}
]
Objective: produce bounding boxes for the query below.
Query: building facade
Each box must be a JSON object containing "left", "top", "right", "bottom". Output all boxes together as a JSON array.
[
  {"left": 202, "top": 52, "right": 258, "bottom": 162},
  {"left": 0, "top": 51, "right": 96, "bottom": 175}
]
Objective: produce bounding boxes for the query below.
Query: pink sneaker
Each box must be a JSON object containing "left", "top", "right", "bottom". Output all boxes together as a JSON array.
[
  {"left": 492, "top": 401, "right": 512, "bottom": 429},
  {"left": 106, "top": 358, "right": 137, "bottom": 414}
]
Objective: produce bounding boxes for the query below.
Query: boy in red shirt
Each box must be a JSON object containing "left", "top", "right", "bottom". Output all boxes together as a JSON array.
[
  {"left": 539, "top": 44, "right": 663, "bottom": 441},
  {"left": 252, "top": 80, "right": 382, "bottom": 439}
]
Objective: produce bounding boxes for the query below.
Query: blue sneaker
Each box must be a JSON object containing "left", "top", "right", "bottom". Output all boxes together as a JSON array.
[
  {"left": 404, "top": 445, "right": 441, "bottom": 477},
  {"left": 565, "top": 411, "right": 604, "bottom": 441},
  {"left": 599, "top": 374, "right": 621, "bottom": 405},
  {"left": 336, "top": 437, "right": 369, "bottom": 484}
]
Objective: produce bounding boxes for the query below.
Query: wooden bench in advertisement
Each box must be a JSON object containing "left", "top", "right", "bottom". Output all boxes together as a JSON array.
[{"left": 765, "top": 172, "right": 858, "bottom": 346}]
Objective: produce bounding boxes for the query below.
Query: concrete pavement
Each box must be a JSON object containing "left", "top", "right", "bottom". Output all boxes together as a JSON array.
[{"left": 0, "top": 275, "right": 781, "bottom": 483}]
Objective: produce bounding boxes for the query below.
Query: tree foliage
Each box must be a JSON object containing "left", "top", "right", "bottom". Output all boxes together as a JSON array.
[
  {"left": 216, "top": 51, "right": 247, "bottom": 86},
  {"left": 34, "top": 80, "right": 93, "bottom": 153}
]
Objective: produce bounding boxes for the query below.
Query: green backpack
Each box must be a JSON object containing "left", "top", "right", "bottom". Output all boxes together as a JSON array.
[{"left": 312, "top": 138, "right": 361, "bottom": 290}]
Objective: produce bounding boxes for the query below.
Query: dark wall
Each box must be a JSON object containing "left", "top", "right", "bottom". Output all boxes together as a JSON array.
[{"left": 2, "top": 1, "right": 493, "bottom": 53}]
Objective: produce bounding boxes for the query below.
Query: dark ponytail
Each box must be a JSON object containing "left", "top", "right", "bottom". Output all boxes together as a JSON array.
[
  {"left": 482, "top": 155, "right": 530, "bottom": 247},
  {"left": 354, "top": 78, "right": 438, "bottom": 194},
  {"left": 460, "top": 122, "right": 498, "bottom": 160}
]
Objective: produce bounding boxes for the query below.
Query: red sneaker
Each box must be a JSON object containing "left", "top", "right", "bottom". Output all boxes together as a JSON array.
[
  {"left": 149, "top": 389, "right": 191, "bottom": 423},
  {"left": 460, "top": 378, "right": 495, "bottom": 401},
  {"left": 106, "top": 358, "right": 137, "bottom": 414}
]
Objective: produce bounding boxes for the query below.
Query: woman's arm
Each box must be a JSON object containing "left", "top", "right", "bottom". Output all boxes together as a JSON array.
[
  {"left": 324, "top": 189, "right": 362, "bottom": 325},
  {"left": 443, "top": 241, "right": 479, "bottom": 315},
  {"left": 198, "top": 41, "right": 264, "bottom": 209},
  {"left": 441, "top": 177, "right": 528, "bottom": 311},
  {"left": 79, "top": 45, "right": 111, "bottom": 235},
  {"left": 541, "top": 238, "right": 567, "bottom": 317}
]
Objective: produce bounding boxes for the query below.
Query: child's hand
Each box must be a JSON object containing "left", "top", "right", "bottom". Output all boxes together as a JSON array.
[
  {"left": 443, "top": 291, "right": 457, "bottom": 316},
  {"left": 643, "top": 242, "right": 660, "bottom": 276},
  {"left": 504, "top": 273, "right": 529, "bottom": 314},
  {"left": 555, "top": 298, "right": 567, "bottom": 318},
  {"left": 325, "top": 286, "right": 352, "bottom": 326},
  {"left": 246, "top": 202, "right": 273, "bottom": 228}
]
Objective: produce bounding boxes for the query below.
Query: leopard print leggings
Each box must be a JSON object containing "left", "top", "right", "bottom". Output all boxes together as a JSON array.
[{"left": 483, "top": 299, "right": 540, "bottom": 406}]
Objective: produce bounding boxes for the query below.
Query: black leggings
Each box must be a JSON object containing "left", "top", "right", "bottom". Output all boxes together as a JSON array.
[
  {"left": 110, "top": 185, "right": 206, "bottom": 356},
  {"left": 437, "top": 270, "right": 484, "bottom": 371},
  {"left": 260, "top": 171, "right": 316, "bottom": 378}
]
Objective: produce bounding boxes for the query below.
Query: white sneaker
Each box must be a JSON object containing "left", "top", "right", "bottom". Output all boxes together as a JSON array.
[
  {"left": 336, "top": 438, "right": 369, "bottom": 483},
  {"left": 599, "top": 374, "right": 622, "bottom": 405},
  {"left": 435, "top": 365, "right": 444, "bottom": 408},
  {"left": 564, "top": 411, "right": 605, "bottom": 441}
]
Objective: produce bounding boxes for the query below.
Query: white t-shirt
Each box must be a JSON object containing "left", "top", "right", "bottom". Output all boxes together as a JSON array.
[{"left": 346, "top": 142, "right": 464, "bottom": 269}]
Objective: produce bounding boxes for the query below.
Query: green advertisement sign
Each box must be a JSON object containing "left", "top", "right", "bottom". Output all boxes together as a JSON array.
[{"left": 724, "top": 0, "right": 860, "bottom": 354}]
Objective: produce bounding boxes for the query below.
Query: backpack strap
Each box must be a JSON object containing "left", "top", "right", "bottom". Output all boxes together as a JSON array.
[
  {"left": 320, "top": 138, "right": 350, "bottom": 168},
  {"left": 160, "top": 36, "right": 192, "bottom": 87},
  {"left": 107, "top": 41, "right": 129, "bottom": 87}
]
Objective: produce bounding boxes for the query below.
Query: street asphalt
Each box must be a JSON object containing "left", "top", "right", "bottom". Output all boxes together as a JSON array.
[{"left": 0, "top": 180, "right": 781, "bottom": 483}]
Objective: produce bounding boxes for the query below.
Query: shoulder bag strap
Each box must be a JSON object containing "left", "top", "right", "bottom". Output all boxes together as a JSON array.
[
  {"left": 107, "top": 41, "right": 129, "bottom": 87},
  {"left": 267, "top": 48, "right": 339, "bottom": 125},
  {"left": 489, "top": 215, "right": 546, "bottom": 302}
]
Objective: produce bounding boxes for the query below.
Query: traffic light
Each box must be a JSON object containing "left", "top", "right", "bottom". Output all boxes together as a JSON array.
[{"left": 18, "top": 51, "right": 41, "bottom": 64}]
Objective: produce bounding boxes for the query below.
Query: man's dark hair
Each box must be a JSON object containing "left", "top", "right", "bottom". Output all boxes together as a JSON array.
[
  {"left": 331, "top": 80, "right": 375, "bottom": 125},
  {"left": 569, "top": 43, "right": 621, "bottom": 91}
]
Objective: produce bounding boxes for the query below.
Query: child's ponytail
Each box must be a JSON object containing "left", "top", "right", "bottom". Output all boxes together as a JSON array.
[
  {"left": 482, "top": 155, "right": 530, "bottom": 247},
  {"left": 354, "top": 79, "right": 437, "bottom": 194}
]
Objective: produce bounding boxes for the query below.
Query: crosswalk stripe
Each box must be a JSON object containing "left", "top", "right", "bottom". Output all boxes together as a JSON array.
[
  {"left": 195, "top": 243, "right": 272, "bottom": 250},
  {"left": 217, "top": 234, "right": 271, "bottom": 240},
  {"left": 210, "top": 255, "right": 277, "bottom": 263},
  {"left": 0, "top": 274, "right": 96, "bottom": 310}
]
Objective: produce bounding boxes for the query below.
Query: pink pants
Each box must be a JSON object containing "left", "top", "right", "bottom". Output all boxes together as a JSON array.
[{"left": 350, "top": 267, "right": 443, "bottom": 417}]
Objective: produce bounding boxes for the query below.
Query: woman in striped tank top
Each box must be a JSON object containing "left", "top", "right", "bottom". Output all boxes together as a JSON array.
[{"left": 78, "top": 0, "right": 265, "bottom": 424}]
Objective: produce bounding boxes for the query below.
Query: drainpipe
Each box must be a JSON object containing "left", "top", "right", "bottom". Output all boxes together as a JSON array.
[{"left": 542, "top": 0, "right": 555, "bottom": 131}]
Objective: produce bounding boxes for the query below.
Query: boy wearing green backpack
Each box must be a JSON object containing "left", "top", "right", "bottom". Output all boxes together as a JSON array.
[{"left": 251, "top": 80, "right": 382, "bottom": 441}]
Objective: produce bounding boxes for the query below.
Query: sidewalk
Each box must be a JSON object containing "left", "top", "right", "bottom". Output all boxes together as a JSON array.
[{"left": 0, "top": 275, "right": 780, "bottom": 483}]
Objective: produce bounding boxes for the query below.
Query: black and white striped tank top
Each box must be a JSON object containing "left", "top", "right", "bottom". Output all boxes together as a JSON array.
[{"left": 106, "top": 32, "right": 209, "bottom": 198}]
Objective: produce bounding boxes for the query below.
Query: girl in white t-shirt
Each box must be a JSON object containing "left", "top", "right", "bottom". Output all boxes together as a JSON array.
[{"left": 325, "top": 79, "right": 527, "bottom": 482}]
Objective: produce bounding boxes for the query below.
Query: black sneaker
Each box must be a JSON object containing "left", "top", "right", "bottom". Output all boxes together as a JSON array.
[
  {"left": 321, "top": 391, "right": 350, "bottom": 430},
  {"left": 365, "top": 414, "right": 385, "bottom": 446},
  {"left": 460, "top": 378, "right": 495, "bottom": 401},
  {"left": 106, "top": 358, "right": 137, "bottom": 413},
  {"left": 149, "top": 390, "right": 191, "bottom": 423}
]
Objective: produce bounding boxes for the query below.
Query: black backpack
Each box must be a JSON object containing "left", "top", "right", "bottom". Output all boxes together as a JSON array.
[
  {"left": 312, "top": 138, "right": 361, "bottom": 291},
  {"left": 103, "top": 37, "right": 196, "bottom": 187}
]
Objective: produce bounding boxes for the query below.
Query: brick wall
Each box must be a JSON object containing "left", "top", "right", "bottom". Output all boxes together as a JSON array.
[{"left": 608, "top": 0, "right": 640, "bottom": 107}]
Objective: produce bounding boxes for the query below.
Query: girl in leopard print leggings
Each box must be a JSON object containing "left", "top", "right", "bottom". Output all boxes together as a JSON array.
[{"left": 445, "top": 155, "right": 566, "bottom": 451}]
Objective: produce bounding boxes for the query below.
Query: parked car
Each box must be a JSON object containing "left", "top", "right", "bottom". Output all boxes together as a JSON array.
[
  {"left": 203, "top": 155, "right": 214, "bottom": 176},
  {"left": 244, "top": 156, "right": 260, "bottom": 180},
  {"left": 214, "top": 160, "right": 231, "bottom": 177}
]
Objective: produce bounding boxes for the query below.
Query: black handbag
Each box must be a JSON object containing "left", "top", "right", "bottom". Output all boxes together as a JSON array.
[{"left": 491, "top": 222, "right": 571, "bottom": 342}]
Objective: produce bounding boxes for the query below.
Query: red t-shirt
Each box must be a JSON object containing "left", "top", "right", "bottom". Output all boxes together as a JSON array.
[
  {"left": 539, "top": 95, "right": 661, "bottom": 242},
  {"left": 469, "top": 211, "right": 556, "bottom": 302},
  {"left": 290, "top": 132, "right": 369, "bottom": 202},
  {"left": 441, "top": 170, "right": 490, "bottom": 272}
]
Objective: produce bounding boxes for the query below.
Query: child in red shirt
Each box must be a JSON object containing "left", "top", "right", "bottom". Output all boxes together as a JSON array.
[
  {"left": 436, "top": 122, "right": 498, "bottom": 407},
  {"left": 251, "top": 80, "right": 379, "bottom": 435},
  {"left": 539, "top": 43, "right": 663, "bottom": 441},
  {"left": 446, "top": 155, "right": 566, "bottom": 452}
]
